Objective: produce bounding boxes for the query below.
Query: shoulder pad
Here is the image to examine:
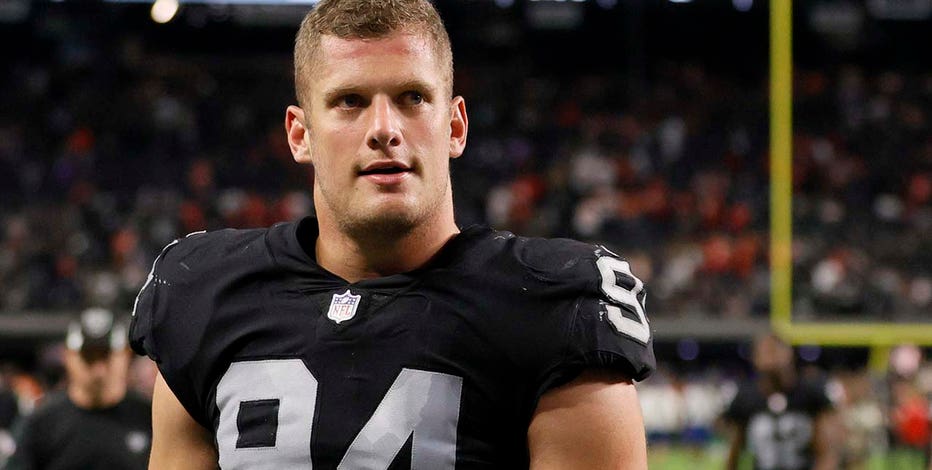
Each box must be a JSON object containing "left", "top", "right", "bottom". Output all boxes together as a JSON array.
[
  {"left": 509, "top": 234, "right": 629, "bottom": 297},
  {"left": 514, "top": 236, "right": 602, "bottom": 281},
  {"left": 499, "top": 233, "right": 655, "bottom": 383},
  {"left": 129, "top": 227, "right": 270, "bottom": 359},
  {"left": 151, "top": 228, "right": 269, "bottom": 283}
]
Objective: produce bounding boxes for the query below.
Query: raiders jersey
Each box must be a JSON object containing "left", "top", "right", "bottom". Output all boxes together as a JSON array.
[
  {"left": 130, "top": 217, "right": 655, "bottom": 469},
  {"left": 724, "top": 377, "right": 833, "bottom": 470}
]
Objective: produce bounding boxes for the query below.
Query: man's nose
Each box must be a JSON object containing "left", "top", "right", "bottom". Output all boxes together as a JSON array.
[
  {"left": 365, "top": 96, "right": 402, "bottom": 150},
  {"left": 88, "top": 359, "right": 110, "bottom": 378}
]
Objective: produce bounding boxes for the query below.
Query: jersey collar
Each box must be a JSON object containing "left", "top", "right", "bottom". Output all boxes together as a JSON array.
[{"left": 272, "top": 216, "right": 492, "bottom": 291}]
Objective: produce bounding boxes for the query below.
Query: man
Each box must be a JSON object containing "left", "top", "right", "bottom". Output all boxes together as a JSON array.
[
  {"left": 723, "top": 333, "right": 841, "bottom": 470},
  {"left": 8, "top": 308, "right": 151, "bottom": 470},
  {"left": 130, "top": 0, "right": 655, "bottom": 468}
]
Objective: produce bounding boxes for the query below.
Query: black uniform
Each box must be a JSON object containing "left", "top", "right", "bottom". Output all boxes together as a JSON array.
[
  {"left": 7, "top": 391, "right": 151, "bottom": 470},
  {"left": 724, "top": 377, "right": 833, "bottom": 470},
  {"left": 130, "top": 217, "right": 655, "bottom": 469}
]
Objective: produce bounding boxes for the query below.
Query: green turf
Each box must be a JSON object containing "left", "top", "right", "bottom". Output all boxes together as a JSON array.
[{"left": 647, "top": 445, "right": 928, "bottom": 470}]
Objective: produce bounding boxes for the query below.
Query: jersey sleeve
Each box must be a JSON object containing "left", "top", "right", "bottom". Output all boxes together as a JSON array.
[
  {"left": 804, "top": 377, "right": 834, "bottom": 415},
  {"left": 129, "top": 233, "right": 214, "bottom": 427},
  {"left": 723, "top": 384, "right": 753, "bottom": 425},
  {"left": 521, "top": 240, "right": 656, "bottom": 400},
  {"left": 130, "top": 237, "right": 183, "bottom": 363},
  {"left": 129, "top": 228, "right": 274, "bottom": 429}
]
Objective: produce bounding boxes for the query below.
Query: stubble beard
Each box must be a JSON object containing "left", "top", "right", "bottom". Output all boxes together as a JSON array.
[
  {"left": 319, "top": 178, "right": 449, "bottom": 246},
  {"left": 341, "top": 203, "right": 419, "bottom": 243}
]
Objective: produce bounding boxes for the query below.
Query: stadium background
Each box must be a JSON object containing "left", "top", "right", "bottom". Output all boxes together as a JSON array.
[{"left": 0, "top": 0, "right": 930, "bottom": 468}]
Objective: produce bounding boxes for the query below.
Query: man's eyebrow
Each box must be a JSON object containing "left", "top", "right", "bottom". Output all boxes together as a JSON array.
[
  {"left": 321, "top": 80, "right": 439, "bottom": 102},
  {"left": 393, "top": 79, "right": 438, "bottom": 94},
  {"left": 322, "top": 86, "right": 361, "bottom": 103}
]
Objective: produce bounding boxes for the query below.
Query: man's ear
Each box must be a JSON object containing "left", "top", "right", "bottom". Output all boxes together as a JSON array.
[
  {"left": 449, "top": 96, "right": 468, "bottom": 159},
  {"left": 286, "top": 105, "right": 312, "bottom": 164}
]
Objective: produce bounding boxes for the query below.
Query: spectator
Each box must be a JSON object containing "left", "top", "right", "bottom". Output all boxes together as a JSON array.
[{"left": 6, "top": 308, "right": 151, "bottom": 470}]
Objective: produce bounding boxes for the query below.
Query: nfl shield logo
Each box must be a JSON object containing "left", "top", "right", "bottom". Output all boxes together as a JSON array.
[{"left": 327, "top": 290, "right": 361, "bottom": 324}]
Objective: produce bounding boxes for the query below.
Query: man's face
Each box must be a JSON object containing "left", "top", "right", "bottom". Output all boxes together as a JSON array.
[
  {"left": 753, "top": 335, "right": 792, "bottom": 375},
  {"left": 65, "top": 348, "right": 130, "bottom": 407},
  {"left": 290, "top": 30, "right": 467, "bottom": 238}
]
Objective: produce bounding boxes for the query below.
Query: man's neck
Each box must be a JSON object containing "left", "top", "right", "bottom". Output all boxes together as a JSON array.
[
  {"left": 68, "top": 383, "right": 126, "bottom": 410},
  {"left": 315, "top": 211, "right": 460, "bottom": 283},
  {"left": 759, "top": 367, "right": 796, "bottom": 394}
]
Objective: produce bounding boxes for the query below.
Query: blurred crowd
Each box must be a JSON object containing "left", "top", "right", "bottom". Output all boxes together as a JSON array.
[
  {"left": 0, "top": 7, "right": 930, "bottom": 470},
  {"left": 461, "top": 61, "right": 931, "bottom": 321},
  {"left": 0, "top": 16, "right": 929, "bottom": 322}
]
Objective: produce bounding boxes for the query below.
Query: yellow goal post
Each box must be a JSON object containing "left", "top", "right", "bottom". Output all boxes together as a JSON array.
[{"left": 769, "top": 0, "right": 932, "bottom": 352}]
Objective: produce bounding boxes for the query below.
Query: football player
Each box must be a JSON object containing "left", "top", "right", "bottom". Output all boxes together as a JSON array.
[
  {"left": 130, "top": 0, "right": 656, "bottom": 468},
  {"left": 723, "top": 333, "right": 841, "bottom": 470}
]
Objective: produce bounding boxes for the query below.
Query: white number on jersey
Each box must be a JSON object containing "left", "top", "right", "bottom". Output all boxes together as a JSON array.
[
  {"left": 748, "top": 412, "right": 813, "bottom": 470},
  {"left": 215, "top": 359, "right": 463, "bottom": 469},
  {"left": 596, "top": 256, "right": 651, "bottom": 344}
]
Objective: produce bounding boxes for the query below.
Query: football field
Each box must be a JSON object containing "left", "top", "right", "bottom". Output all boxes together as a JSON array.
[{"left": 647, "top": 444, "right": 929, "bottom": 470}]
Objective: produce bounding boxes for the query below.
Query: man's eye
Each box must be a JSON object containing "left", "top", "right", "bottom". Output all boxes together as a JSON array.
[
  {"left": 401, "top": 91, "right": 423, "bottom": 106},
  {"left": 338, "top": 95, "right": 362, "bottom": 108}
]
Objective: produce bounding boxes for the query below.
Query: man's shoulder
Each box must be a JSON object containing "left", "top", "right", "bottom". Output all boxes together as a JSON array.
[
  {"left": 724, "top": 380, "right": 764, "bottom": 422},
  {"left": 152, "top": 225, "right": 279, "bottom": 282},
  {"left": 511, "top": 232, "right": 605, "bottom": 274},
  {"left": 465, "top": 228, "right": 611, "bottom": 289},
  {"left": 793, "top": 375, "right": 835, "bottom": 411},
  {"left": 130, "top": 222, "right": 294, "bottom": 365},
  {"left": 23, "top": 391, "right": 72, "bottom": 423},
  {"left": 732, "top": 380, "right": 764, "bottom": 403},
  {"left": 795, "top": 374, "right": 829, "bottom": 393}
]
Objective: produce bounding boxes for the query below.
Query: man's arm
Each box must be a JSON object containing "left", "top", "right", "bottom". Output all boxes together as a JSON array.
[
  {"left": 150, "top": 372, "right": 218, "bottom": 470},
  {"left": 527, "top": 369, "right": 648, "bottom": 470},
  {"left": 811, "top": 409, "right": 842, "bottom": 470},
  {"left": 723, "top": 420, "right": 746, "bottom": 470}
]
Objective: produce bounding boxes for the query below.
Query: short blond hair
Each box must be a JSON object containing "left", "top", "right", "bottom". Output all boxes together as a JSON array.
[{"left": 294, "top": 0, "right": 454, "bottom": 108}]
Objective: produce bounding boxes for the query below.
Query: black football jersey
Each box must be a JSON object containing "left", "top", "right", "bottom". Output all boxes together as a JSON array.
[
  {"left": 130, "top": 217, "right": 655, "bottom": 469},
  {"left": 724, "top": 377, "right": 833, "bottom": 470},
  {"left": 8, "top": 391, "right": 151, "bottom": 470}
]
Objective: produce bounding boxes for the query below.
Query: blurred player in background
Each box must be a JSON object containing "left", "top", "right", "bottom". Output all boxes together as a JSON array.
[
  {"left": 723, "top": 333, "right": 841, "bottom": 470},
  {"left": 129, "top": 0, "right": 655, "bottom": 468},
  {"left": 6, "top": 308, "right": 151, "bottom": 470}
]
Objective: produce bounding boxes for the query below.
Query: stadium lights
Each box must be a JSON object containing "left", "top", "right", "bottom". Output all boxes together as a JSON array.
[{"left": 151, "top": 0, "right": 179, "bottom": 23}]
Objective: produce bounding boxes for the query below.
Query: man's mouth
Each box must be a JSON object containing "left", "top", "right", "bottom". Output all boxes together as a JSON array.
[
  {"left": 357, "top": 161, "right": 413, "bottom": 185},
  {"left": 358, "top": 167, "right": 409, "bottom": 176},
  {"left": 358, "top": 161, "right": 412, "bottom": 176}
]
